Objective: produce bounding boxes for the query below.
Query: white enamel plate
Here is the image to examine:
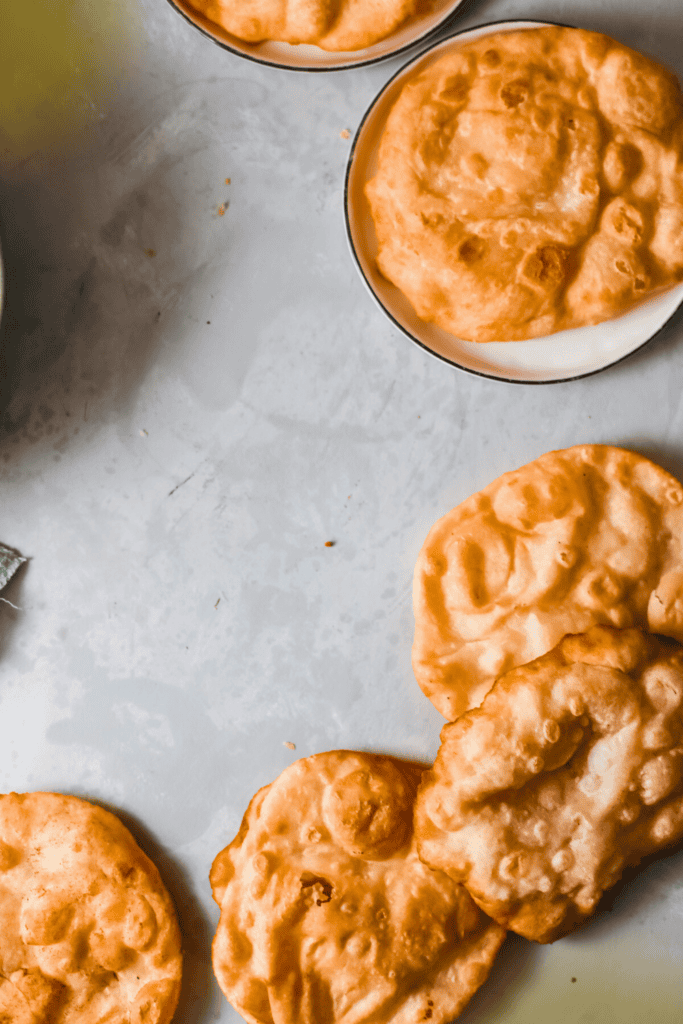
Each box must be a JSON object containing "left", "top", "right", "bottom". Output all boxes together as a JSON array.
[{"left": 345, "top": 19, "right": 683, "bottom": 383}]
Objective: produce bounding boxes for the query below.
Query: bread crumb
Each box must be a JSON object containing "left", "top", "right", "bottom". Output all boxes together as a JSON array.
[
  {"left": 325, "top": 541, "right": 335, "bottom": 547},
  {"left": 340, "top": 129, "right": 350, "bottom": 139},
  {"left": 284, "top": 741, "right": 296, "bottom": 750},
  {"left": 144, "top": 248, "right": 156, "bottom": 258},
  {"left": 225, "top": 177, "right": 231, "bottom": 184}
]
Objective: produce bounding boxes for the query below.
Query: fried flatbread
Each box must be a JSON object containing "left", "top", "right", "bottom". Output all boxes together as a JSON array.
[
  {"left": 366, "top": 27, "right": 683, "bottom": 341},
  {"left": 210, "top": 750, "right": 505, "bottom": 1024},
  {"left": 187, "top": 0, "right": 418, "bottom": 51},
  {"left": 416, "top": 626, "right": 683, "bottom": 942},
  {"left": 413, "top": 444, "right": 683, "bottom": 720},
  {"left": 0, "top": 792, "right": 182, "bottom": 1024}
]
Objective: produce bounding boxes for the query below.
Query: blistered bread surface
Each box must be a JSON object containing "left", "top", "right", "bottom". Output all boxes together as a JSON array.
[
  {"left": 413, "top": 444, "right": 683, "bottom": 720},
  {"left": 210, "top": 750, "right": 505, "bottom": 1024},
  {"left": 416, "top": 626, "right": 683, "bottom": 943},
  {"left": 365, "top": 27, "right": 683, "bottom": 342},
  {"left": 187, "top": 0, "right": 419, "bottom": 51},
  {"left": 0, "top": 792, "right": 182, "bottom": 1024}
]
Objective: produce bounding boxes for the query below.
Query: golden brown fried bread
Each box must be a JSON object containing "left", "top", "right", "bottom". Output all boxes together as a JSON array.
[
  {"left": 0, "top": 792, "right": 182, "bottom": 1024},
  {"left": 210, "top": 750, "right": 505, "bottom": 1024},
  {"left": 187, "top": 0, "right": 418, "bottom": 51},
  {"left": 413, "top": 444, "right": 683, "bottom": 720},
  {"left": 416, "top": 626, "right": 683, "bottom": 943},
  {"left": 366, "top": 27, "right": 683, "bottom": 341}
]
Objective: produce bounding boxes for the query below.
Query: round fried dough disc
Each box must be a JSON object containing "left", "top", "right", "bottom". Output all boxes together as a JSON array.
[
  {"left": 188, "top": 0, "right": 418, "bottom": 51},
  {"left": 416, "top": 626, "right": 683, "bottom": 942},
  {"left": 365, "top": 27, "right": 683, "bottom": 342},
  {"left": 413, "top": 444, "right": 683, "bottom": 720},
  {"left": 0, "top": 792, "right": 182, "bottom": 1024},
  {"left": 210, "top": 750, "right": 505, "bottom": 1024}
]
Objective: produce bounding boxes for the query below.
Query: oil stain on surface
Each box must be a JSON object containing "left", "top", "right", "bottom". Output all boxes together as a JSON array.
[{"left": 0, "top": 0, "right": 140, "bottom": 160}]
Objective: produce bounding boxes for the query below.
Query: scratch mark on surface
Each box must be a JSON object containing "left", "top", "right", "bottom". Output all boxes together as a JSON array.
[
  {"left": 168, "top": 471, "right": 196, "bottom": 498},
  {"left": 385, "top": 582, "right": 413, "bottom": 618},
  {"left": 373, "top": 380, "right": 397, "bottom": 423}
]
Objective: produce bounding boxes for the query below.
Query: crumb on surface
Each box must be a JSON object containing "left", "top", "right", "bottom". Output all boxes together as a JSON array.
[
  {"left": 284, "top": 741, "right": 296, "bottom": 750},
  {"left": 217, "top": 202, "right": 228, "bottom": 216},
  {"left": 214, "top": 598, "right": 221, "bottom": 609},
  {"left": 225, "top": 177, "right": 231, "bottom": 184},
  {"left": 139, "top": 429, "right": 148, "bottom": 437},
  {"left": 340, "top": 129, "right": 350, "bottom": 139},
  {"left": 571, "top": 978, "right": 577, "bottom": 983},
  {"left": 144, "top": 248, "right": 156, "bottom": 258},
  {"left": 325, "top": 541, "right": 335, "bottom": 547}
]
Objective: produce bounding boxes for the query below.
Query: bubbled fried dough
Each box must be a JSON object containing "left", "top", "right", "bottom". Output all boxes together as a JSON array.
[
  {"left": 188, "top": 0, "right": 418, "bottom": 51},
  {"left": 0, "top": 793, "right": 182, "bottom": 1024},
  {"left": 413, "top": 444, "right": 683, "bottom": 721},
  {"left": 365, "top": 27, "right": 683, "bottom": 342},
  {"left": 415, "top": 627, "right": 683, "bottom": 943},
  {"left": 210, "top": 751, "right": 505, "bottom": 1024}
]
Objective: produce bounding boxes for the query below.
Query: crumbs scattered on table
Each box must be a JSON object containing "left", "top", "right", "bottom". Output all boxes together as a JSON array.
[
  {"left": 144, "top": 248, "right": 156, "bottom": 258},
  {"left": 340, "top": 129, "right": 350, "bottom": 139},
  {"left": 283, "top": 741, "right": 296, "bottom": 750},
  {"left": 324, "top": 540, "right": 335, "bottom": 547}
]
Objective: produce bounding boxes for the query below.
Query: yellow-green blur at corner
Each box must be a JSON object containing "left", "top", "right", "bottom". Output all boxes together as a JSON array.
[{"left": 0, "top": 0, "right": 139, "bottom": 160}]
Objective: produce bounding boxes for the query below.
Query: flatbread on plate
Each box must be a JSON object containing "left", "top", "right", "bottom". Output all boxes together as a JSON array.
[
  {"left": 366, "top": 27, "right": 683, "bottom": 341},
  {"left": 186, "top": 0, "right": 419, "bottom": 51}
]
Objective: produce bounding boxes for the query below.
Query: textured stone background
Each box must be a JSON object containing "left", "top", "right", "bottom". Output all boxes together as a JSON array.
[{"left": 0, "top": 0, "right": 682, "bottom": 1020}]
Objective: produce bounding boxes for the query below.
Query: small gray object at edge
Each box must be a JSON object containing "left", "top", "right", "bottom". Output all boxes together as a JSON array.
[{"left": 0, "top": 544, "right": 26, "bottom": 590}]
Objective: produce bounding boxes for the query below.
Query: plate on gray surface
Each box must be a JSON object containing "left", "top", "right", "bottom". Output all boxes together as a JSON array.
[
  {"left": 345, "top": 19, "right": 683, "bottom": 383},
  {"left": 165, "top": 0, "right": 470, "bottom": 71}
]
